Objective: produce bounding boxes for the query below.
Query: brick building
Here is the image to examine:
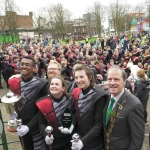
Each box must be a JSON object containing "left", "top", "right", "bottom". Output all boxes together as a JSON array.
[{"left": 0, "top": 11, "right": 33, "bottom": 31}]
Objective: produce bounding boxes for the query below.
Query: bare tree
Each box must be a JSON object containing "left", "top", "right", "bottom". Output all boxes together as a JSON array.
[
  {"left": 33, "top": 7, "right": 47, "bottom": 38},
  {"left": 108, "top": 0, "right": 146, "bottom": 34},
  {"left": 92, "top": 2, "right": 106, "bottom": 37},
  {"left": 133, "top": 2, "right": 145, "bottom": 15},
  {"left": 52, "top": 3, "right": 72, "bottom": 39},
  {"left": 33, "top": 3, "right": 72, "bottom": 39},
  {"left": 123, "top": 5, "right": 134, "bottom": 33},
  {"left": 46, "top": 5, "right": 57, "bottom": 39},
  {"left": 4, "top": 0, "right": 20, "bottom": 42},
  {"left": 84, "top": 7, "right": 93, "bottom": 37},
  {"left": 144, "top": 0, "right": 150, "bottom": 27},
  {"left": 108, "top": 0, "right": 126, "bottom": 33}
]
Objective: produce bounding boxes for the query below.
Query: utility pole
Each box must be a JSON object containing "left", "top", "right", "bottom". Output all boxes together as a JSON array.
[{"left": 124, "top": 22, "right": 127, "bottom": 35}]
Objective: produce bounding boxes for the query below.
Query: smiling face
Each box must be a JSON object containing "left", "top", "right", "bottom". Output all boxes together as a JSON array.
[
  {"left": 20, "top": 58, "right": 34, "bottom": 80},
  {"left": 107, "top": 69, "right": 126, "bottom": 97},
  {"left": 47, "top": 63, "right": 61, "bottom": 79},
  {"left": 75, "top": 70, "right": 91, "bottom": 90},
  {"left": 50, "top": 78, "right": 65, "bottom": 98}
]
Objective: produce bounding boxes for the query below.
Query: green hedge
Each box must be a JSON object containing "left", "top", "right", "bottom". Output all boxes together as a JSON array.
[
  {"left": 0, "top": 35, "right": 19, "bottom": 44},
  {"left": 61, "top": 37, "right": 97, "bottom": 45}
]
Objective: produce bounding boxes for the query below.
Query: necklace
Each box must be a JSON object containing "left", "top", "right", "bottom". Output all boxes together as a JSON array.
[{"left": 16, "top": 95, "right": 27, "bottom": 110}]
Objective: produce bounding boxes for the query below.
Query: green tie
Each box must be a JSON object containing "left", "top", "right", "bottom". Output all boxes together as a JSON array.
[{"left": 106, "top": 97, "right": 115, "bottom": 125}]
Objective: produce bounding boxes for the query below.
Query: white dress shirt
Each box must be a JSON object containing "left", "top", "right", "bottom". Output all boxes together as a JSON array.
[{"left": 109, "top": 89, "right": 125, "bottom": 109}]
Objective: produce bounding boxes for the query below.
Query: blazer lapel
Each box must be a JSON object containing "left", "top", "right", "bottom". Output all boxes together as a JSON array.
[
  {"left": 103, "top": 94, "right": 111, "bottom": 127},
  {"left": 112, "top": 90, "right": 128, "bottom": 112},
  {"left": 106, "top": 90, "right": 128, "bottom": 127}
]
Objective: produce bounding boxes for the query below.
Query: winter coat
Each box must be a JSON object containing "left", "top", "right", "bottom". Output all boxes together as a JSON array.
[{"left": 134, "top": 79, "right": 150, "bottom": 101}]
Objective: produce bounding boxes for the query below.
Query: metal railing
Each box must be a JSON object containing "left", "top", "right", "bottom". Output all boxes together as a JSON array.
[{"left": 0, "top": 109, "right": 20, "bottom": 150}]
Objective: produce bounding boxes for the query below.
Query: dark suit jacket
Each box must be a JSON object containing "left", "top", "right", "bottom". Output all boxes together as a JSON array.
[{"left": 103, "top": 90, "right": 144, "bottom": 150}]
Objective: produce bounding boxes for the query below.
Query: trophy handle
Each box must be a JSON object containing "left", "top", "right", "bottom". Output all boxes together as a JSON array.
[
  {"left": 72, "top": 133, "right": 80, "bottom": 143},
  {"left": 45, "top": 126, "right": 53, "bottom": 137},
  {"left": 15, "top": 119, "right": 22, "bottom": 129},
  {"left": 45, "top": 126, "right": 53, "bottom": 150}
]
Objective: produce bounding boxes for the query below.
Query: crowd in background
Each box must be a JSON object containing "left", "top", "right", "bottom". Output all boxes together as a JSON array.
[
  {"left": 0, "top": 32, "right": 150, "bottom": 149},
  {"left": 0, "top": 32, "right": 150, "bottom": 88}
]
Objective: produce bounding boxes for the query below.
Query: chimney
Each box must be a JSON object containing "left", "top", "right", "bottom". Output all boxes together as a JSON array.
[{"left": 29, "top": 12, "right": 33, "bottom": 17}]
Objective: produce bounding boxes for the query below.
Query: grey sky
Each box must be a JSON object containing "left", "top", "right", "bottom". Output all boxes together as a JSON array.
[{"left": 14, "top": 0, "right": 145, "bottom": 18}]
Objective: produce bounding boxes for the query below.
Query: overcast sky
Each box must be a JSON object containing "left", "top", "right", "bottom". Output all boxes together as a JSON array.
[
  {"left": 14, "top": 0, "right": 145, "bottom": 18},
  {"left": 12, "top": 0, "right": 145, "bottom": 28}
]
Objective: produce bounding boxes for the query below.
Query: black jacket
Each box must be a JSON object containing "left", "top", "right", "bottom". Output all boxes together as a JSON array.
[
  {"left": 72, "top": 85, "right": 108, "bottom": 150},
  {"left": 134, "top": 79, "right": 150, "bottom": 101}
]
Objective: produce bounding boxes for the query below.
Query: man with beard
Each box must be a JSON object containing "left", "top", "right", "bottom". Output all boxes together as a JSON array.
[
  {"left": 8, "top": 56, "right": 48, "bottom": 150},
  {"left": 47, "top": 60, "right": 70, "bottom": 88}
]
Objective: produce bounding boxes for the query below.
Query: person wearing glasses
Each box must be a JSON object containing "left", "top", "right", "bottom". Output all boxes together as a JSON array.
[
  {"left": 47, "top": 60, "right": 61, "bottom": 80},
  {"left": 47, "top": 60, "right": 70, "bottom": 87},
  {"left": 8, "top": 56, "right": 48, "bottom": 150}
]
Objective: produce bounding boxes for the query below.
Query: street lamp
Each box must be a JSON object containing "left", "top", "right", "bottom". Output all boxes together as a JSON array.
[
  {"left": 25, "top": 18, "right": 28, "bottom": 39},
  {"left": 66, "top": 24, "right": 67, "bottom": 38},
  {"left": 124, "top": 22, "right": 127, "bottom": 35}
]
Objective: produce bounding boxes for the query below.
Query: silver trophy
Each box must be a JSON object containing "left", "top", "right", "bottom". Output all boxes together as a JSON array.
[
  {"left": 16, "top": 119, "right": 22, "bottom": 129},
  {"left": 72, "top": 133, "right": 80, "bottom": 143},
  {"left": 1, "top": 91, "right": 22, "bottom": 103},
  {"left": 45, "top": 126, "right": 53, "bottom": 137},
  {"left": 45, "top": 126, "right": 53, "bottom": 150}
]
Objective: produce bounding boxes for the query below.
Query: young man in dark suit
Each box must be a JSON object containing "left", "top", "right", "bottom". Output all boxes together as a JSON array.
[{"left": 103, "top": 65, "right": 144, "bottom": 150}]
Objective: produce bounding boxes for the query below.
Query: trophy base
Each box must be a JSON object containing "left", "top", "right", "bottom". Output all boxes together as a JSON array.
[
  {"left": 7, "top": 120, "right": 17, "bottom": 132},
  {"left": 7, "top": 126, "right": 17, "bottom": 132}
]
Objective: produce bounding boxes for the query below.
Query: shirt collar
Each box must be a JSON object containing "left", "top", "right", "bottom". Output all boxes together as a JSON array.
[
  {"left": 21, "top": 75, "right": 33, "bottom": 82},
  {"left": 111, "top": 89, "right": 124, "bottom": 103}
]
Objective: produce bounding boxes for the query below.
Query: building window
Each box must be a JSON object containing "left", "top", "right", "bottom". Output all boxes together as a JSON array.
[{"left": 74, "top": 28, "right": 76, "bottom": 32}]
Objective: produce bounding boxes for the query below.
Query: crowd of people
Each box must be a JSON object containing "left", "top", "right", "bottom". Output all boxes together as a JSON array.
[{"left": 0, "top": 32, "right": 150, "bottom": 150}]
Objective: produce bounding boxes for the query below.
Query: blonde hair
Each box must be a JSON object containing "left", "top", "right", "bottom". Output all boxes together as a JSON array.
[
  {"left": 61, "top": 59, "right": 67, "bottom": 67},
  {"left": 137, "top": 69, "right": 147, "bottom": 82},
  {"left": 51, "top": 56, "right": 56, "bottom": 60},
  {"left": 48, "top": 60, "right": 62, "bottom": 70},
  {"left": 34, "top": 53, "right": 40, "bottom": 62}
]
